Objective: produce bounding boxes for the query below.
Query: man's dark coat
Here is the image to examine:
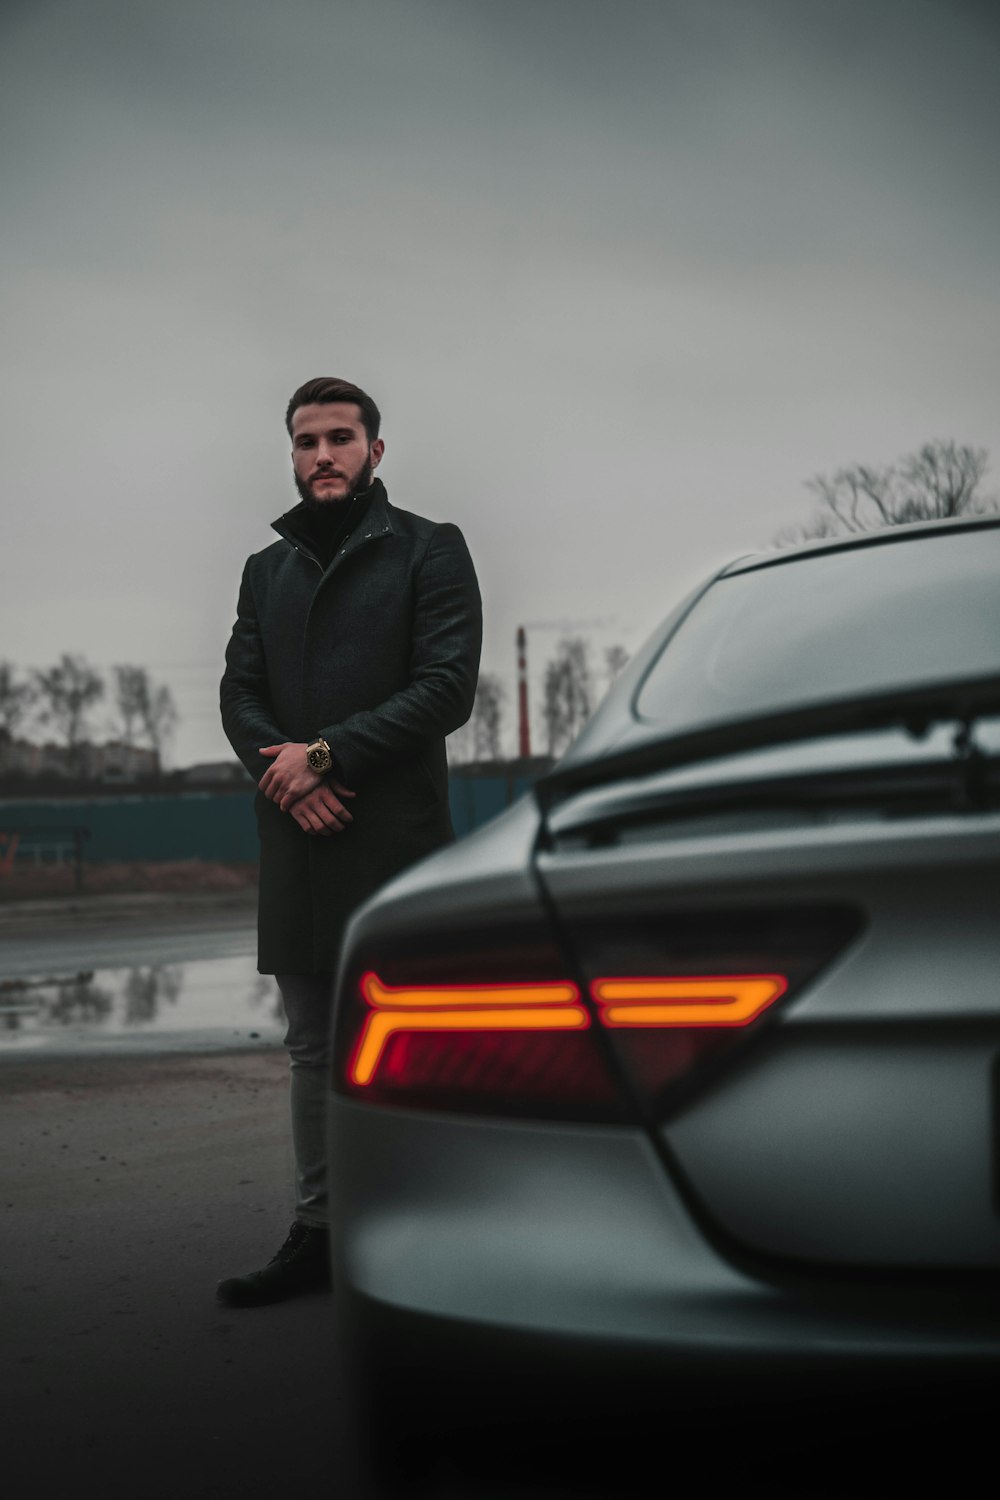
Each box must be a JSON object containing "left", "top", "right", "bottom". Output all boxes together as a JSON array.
[{"left": 220, "top": 480, "right": 482, "bottom": 974}]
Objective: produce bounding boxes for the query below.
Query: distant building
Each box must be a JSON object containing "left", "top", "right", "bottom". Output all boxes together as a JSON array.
[
  {"left": 82, "top": 741, "right": 160, "bottom": 781},
  {"left": 0, "top": 730, "right": 159, "bottom": 782}
]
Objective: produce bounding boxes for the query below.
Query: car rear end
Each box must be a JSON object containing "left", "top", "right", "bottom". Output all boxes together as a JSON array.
[{"left": 327, "top": 519, "right": 1000, "bottom": 1493}]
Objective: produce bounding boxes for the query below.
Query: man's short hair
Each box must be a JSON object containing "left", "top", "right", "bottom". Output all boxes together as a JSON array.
[{"left": 285, "top": 377, "right": 382, "bottom": 442}]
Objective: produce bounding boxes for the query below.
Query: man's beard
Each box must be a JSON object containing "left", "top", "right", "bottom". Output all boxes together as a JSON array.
[{"left": 294, "top": 455, "right": 374, "bottom": 509}]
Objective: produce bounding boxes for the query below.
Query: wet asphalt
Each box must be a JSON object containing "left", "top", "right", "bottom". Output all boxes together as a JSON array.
[
  {"left": 0, "top": 893, "right": 283, "bottom": 1058},
  {"left": 0, "top": 897, "right": 360, "bottom": 1500},
  {"left": 0, "top": 891, "right": 260, "bottom": 980},
  {"left": 1, "top": 1046, "right": 356, "bottom": 1499}
]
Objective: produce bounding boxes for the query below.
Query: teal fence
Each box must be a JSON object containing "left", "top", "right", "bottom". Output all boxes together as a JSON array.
[{"left": 0, "top": 769, "right": 545, "bottom": 866}]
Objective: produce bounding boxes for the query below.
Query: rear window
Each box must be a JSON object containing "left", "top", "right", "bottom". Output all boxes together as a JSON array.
[{"left": 637, "top": 526, "right": 1000, "bottom": 728}]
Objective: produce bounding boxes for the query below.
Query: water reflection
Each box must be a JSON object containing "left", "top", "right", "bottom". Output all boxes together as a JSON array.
[
  {"left": 248, "top": 973, "right": 284, "bottom": 1022},
  {"left": 123, "top": 965, "right": 184, "bottom": 1024},
  {"left": 46, "top": 976, "right": 116, "bottom": 1027},
  {"left": 0, "top": 956, "right": 283, "bottom": 1049}
]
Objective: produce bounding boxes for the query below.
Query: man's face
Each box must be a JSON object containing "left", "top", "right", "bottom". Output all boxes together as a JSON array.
[{"left": 290, "top": 402, "right": 384, "bottom": 506}]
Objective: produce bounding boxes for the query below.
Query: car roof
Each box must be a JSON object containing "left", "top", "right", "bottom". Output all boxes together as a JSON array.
[{"left": 721, "top": 511, "right": 1000, "bottom": 577}]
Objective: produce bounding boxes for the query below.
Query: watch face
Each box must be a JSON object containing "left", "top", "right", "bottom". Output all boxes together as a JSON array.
[{"left": 308, "top": 743, "right": 332, "bottom": 772}]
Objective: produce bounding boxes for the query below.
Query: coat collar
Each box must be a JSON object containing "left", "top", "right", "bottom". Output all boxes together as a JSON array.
[{"left": 271, "top": 479, "right": 395, "bottom": 569}]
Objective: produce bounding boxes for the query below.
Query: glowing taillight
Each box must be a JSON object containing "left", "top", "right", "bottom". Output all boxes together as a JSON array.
[
  {"left": 345, "top": 970, "right": 788, "bottom": 1095},
  {"left": 592, "top": 975, "right": 787, "bottom": 1028},
  {"left": 350, "top": 973, "right": 588, "bottom": 1086},
  {"left": 334, "top": 908, "right": 859, "bottom": 1118}
]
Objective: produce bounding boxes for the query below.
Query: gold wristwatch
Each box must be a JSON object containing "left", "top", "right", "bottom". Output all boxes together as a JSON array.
[{"left": 305, "top": 737, "right": 333, "bottom": 774}]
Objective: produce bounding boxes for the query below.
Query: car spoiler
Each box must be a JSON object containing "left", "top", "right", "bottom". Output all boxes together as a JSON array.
[{"left": 534, "top": 673, "right": 1000, "bottom": 813}]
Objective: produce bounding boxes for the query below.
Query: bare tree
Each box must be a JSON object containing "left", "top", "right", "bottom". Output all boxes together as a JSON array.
[
  {"left": 142, "top": 684, "right": 179, "bottom": 771},
  {"left": 111, "top": 664, "right": 178, "bottom": 770},
  {"left": 779, "top": 440, "right": 995, "bottom": 543},
  {"left": 899, "top": 442, "right": 993, "bottom": 519},
  {"left": 0, "top": 661, "right": 34, "bottom": 738},
  {"left": 469, "top": 673, "right": 506, "bottom": 761},
  {"left": 604, "top": 644, "right": 630, "bottom": 687},
  {"left": 112, "top": 664, "right": 148, "bottom": 748},
  {"left": 33, "top": 654, "right": 105, "bottom": 773},
  {"left": 445, "top": 722, "right": 473, "bottom": 765},
  {"left": 447, "top": 672, "right": 507, "bottom": 764},
  {"left": 542, "top": 636, "right": 593, "bottom": 757}
]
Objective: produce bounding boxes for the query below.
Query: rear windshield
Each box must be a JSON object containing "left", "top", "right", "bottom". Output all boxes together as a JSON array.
[{"left": 636, "top": 526, "right": 1000, "bottom": 728}]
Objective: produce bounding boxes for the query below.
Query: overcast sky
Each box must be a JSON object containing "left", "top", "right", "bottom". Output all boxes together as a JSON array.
[{"left": 3, "top": 0, "right": 998, "bottom": 764}]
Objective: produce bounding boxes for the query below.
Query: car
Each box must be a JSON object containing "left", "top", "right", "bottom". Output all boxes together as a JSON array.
[{"left": 326, "top": 514, "right": 1000, "bottom": 1497}]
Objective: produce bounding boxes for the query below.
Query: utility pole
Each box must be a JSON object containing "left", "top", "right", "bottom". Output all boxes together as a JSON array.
[{"left": 516, "top": 626, "right": 531, "bottom": 759}]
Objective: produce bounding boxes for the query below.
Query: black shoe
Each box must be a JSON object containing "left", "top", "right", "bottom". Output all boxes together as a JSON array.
[{"left": 216, "top": 1221, "right": 330, "bottom": 1307}]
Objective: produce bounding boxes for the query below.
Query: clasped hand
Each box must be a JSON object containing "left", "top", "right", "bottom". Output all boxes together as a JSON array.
[{"left": 259, "top": 743, "right": 356, "bottom": 835}]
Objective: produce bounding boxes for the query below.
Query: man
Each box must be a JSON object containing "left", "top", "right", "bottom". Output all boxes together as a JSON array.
[{"left": 217, "top": 377, "right": 482, "bottom": 1305}]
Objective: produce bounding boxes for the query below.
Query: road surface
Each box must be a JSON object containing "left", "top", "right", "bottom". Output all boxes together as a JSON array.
[
  {"left": 1, "top": 1045, "right": 359, "bottom": 1499},
  {"left": 0, "top": 891, "right": 258, "bottom": 978},
  {"left": 0, "top": 897, "right": 358, "bottom": 1498}
]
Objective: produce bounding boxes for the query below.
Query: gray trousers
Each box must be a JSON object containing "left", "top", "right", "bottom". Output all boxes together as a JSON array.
[{"left": 276, "top": 973, "right": 334, "bottom": 1229}]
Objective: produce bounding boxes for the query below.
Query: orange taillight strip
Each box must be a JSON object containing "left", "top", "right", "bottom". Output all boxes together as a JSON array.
[
  {"left": 592, "top": 974, "right": 787, "bottom": 1027},
  {"left": 350, "top": 972, "right": 587, "bottom": 1086},
  {"left": 350, "top": 972, "right": 790, "bottom": 1086}
]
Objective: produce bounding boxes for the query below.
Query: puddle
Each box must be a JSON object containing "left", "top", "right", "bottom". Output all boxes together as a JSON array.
[{"left": 0, "top": 956, "right": 287, "bottom": 1054}]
